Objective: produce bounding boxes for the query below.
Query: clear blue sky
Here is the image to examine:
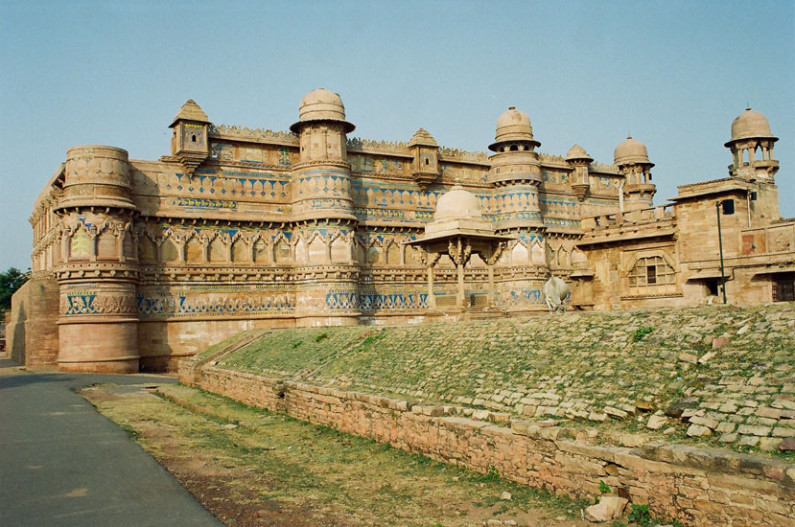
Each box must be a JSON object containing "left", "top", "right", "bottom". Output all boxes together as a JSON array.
[{"left": 1, "top": 0, "right": 793, "bottom": 271}]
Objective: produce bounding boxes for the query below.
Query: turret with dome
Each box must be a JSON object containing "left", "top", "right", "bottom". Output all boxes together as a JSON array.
[
  {"left": 725, "top": 107, "right": 778, "bottom": 181},
  {"left": 614, "top": 135, "right": 656, "bottom": 210},
  {"left": 487, "top": 106, "right": 544, "bottom": 232}
]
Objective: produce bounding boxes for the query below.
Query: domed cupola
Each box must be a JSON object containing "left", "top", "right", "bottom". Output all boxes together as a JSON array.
[
  {"left": 425, "top": 184, "right": 495, "bottom": 237},
  {"left": 614, "top": 136, "right": 655, "bottom": 209},
  {"left": 489, "top": 107, "right": 540, "bottom": 152},
  {"left": 614, "top": 136, "right": 654, "bottom": 167},
  {"left": 725, "top": 108, "right": 778, "bottom": 181},
  {"left": 290, "top": 88, "right": 355, "bottom": 134},
  {"left": 727, "top": 108, "right": 777, "bottom": 145},
  {"left": 486, "top": 106, "right": 544, "bottom": 230},
  {"left": 289, "top": 88, "right": 356, "bottom": 222},
  {"left": 565, "top": 144, "right": 593, "bottom": 201},
  {"left": 487, "top": 106, "right": 542, "bottom": 188}
]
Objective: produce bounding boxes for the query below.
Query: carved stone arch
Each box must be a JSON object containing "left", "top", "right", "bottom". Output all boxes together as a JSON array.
[
  {"left": 139, "top": 234, "right": 158, "bottom": 264},
  {"left": 621, "top": 249, "right": 677, "bottom": 276},
  {"left": 271, "top": 232, "right": 291, "bottom": 265},
  {"left": 306, "top": 231, "right": 328, "bottom": 263},
  {"left": 622, "top": 249, "right": 678, "bottom": 289},
  {"left": 294, "top": 236, "right": 308, "bottom": 265},
  {"left": 531, "top": 240, "right": 546, "bottom": 266},
  {"left": 555, "top": 245, "right": 568, "bottom": 267},
  {"left": 545, "top": 242, "right": 556, "bottom": 266},
  {"left": 352, "top": 235, "right": 366, "bottom": 265},
  {"left": 511, "top": 241, "right": 529, "bottom": 265},
  {"left": 329, "top": 231, "right": 351, "bottom": 264},
  {"left": 251, "top": 232, "right": 270, "bottom": 264},
  {"left": 208, "top": 231, "right": 229, "bottom": 263},
  {"left": 366, "top": 237, "right": 385, "bottom": 265},
  {"left": 95, "top": 227, "right": 117, "bottom": 260},
  {"left": 385, "top": 238, "right": 401, "bottom": 265},
  {"left": 68, "top": 222, "right": 92, "bottom": 260},
  {"left": 231, "top": 232, "right": 251, "bottom": 263}
]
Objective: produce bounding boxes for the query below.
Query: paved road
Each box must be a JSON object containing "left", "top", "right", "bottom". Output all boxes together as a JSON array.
[{"left": 0, "top": 357, "right": 221, "bottom": 526}]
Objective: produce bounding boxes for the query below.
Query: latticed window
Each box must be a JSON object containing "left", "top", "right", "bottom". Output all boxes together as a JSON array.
[
  {"left": 628, "top": 256, "right": 675, "bottom": 287},
  {"left": 773, "top": 273, "right": 795, "bottom": 302}
]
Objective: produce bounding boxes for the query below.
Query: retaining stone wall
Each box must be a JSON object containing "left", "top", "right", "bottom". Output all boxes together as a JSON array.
[{"left": 185, "top": 364, "right": 795, "bottom": 527}]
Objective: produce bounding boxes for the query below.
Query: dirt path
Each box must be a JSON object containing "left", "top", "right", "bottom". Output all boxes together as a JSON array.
[{"left": 81, "top": 383, "right": 594, "bottom": 527}]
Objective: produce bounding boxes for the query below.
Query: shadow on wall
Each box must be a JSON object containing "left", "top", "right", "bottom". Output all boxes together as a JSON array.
[{"left": 10, "top": 301, "right": 27, "bottom": 365}]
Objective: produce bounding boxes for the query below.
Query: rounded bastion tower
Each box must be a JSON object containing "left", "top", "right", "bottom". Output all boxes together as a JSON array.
[
  {"left": 614, "top": 136, "right": 656, "bottom": 210},
  {"left": 289, "top": 89, "right": 360, "bottom": 324},
  {"left": 53, "top": 145, "right": 140, "bottom": 372}
]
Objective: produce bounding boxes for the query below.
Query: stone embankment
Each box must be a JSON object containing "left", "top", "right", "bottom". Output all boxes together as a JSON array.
[{"left": 181, "top": 304, "right": 795, "bottom": 526}]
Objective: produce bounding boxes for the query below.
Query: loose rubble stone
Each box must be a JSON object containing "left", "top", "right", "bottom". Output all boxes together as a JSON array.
[
  {"left": 646, "top": 415, "right": 668, "bottom": 430},
  {"left": 778, "top": 437, "right": 795, "bottom": 452},
  {"left": 584, "top": 496, "right": 628, "bottom": 522},
  {"left": 686, "top": 424, "right": 712, "bottom": 437}
]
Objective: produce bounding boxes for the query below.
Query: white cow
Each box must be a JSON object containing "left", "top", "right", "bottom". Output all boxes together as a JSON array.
[{"left": 543, "top": 276, "right": 571, "bottom": 313}]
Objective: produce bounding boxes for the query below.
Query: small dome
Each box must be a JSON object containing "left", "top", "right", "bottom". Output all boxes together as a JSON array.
[
  {"left": 489, "top": 107, "right": 539, "bottom": 150},
  {"left": 565, "top": 144, "right": 593, "bottom": 163},
  {"left": 726, "top": 108, "right": 777, "bottom": 145},
  {"left": 614, "top": 136, "right": 652, "bottom": 166},
  {"left": 290, "top": 88, "right": 355, "bottom": 133},
  {"left": 435, "top": 185, "right": 482, "bottom": 221}
]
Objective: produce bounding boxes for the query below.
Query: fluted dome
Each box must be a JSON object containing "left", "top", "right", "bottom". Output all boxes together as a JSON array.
[
  {"left": 565, "top": 144, "right": 593, "bottom": 163},
  {"left": 435, "top": 185, "right": 482, "bottom": 221},
  {"left": 614, "top": 136, "right": 653, "bottom": 166},
  {"left": 489, "top": 107, "right": 539, "bottom": 150},
  {"left": 290, "top": 88, "right": 355, "bottom": 133},
  {"left": 726, "top": 108, "right": 777, "bottom": 146}
]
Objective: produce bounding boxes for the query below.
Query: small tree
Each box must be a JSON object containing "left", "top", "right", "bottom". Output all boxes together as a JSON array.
[{"left": 0, "top": 267, "right": 29, "bottom": 311}]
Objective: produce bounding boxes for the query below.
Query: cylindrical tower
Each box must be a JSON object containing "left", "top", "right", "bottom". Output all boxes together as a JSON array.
[
  {"left": 53, "top": 145, "right": 140, "bottom": 373},
  {"left": 289, "top": 89, "right": 360, "bottom": 324},
  {"left": 614, "top": 136, "right": 656, "bottom": 210},
  {"left": 487, "top": 107, "right": 548, "bottom": 312},
  {"left": 290, "top": 88, "right": 357, "bottom": 222},
  {"left": 487, "top": 107, "right": 544, "bottom": 231}
]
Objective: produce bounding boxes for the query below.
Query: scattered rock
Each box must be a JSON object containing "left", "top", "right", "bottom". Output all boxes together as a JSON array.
[
  {"left": 500, "top": 491, "right": 512, "bottom": 501},
  {"left": 647, "top": 415, "right": 668, "bottom": 430},
  {"left": 686, "top": 424, "right": 712, "bottom": 437},
  {"left": 712, "top": 337, "right": 729, "bottom": 348},
  {"left": 677, "top": 352, "right": 698, "bottom": 364},
  {"left": 778, "top": 437, "right": 795, "bottom": 452},
  {"left": 584, "top": 496, "right": 628, "bottom": 522},
  {"left": 698, "top": 351, "right": 716, "bottom": 365},
  {"left": 664, "top": 398, "right": 699, "bottom": 418}
]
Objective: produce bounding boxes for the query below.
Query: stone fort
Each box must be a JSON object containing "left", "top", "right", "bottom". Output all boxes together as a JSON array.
[{"left": 7, "top": 89, "right": 794, "bottom": 372}]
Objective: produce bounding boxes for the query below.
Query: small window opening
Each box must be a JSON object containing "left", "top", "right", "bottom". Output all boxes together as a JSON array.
[
  {"left": 646, "top": 265, "right": 657, "bottom": 285},
  {"left": 510, "top": 145, "right": 519, "bottom": 151},
  {"left": 425, "top": 158, "right": 429, "bottom": 165},
  {"left": 191, "top": 134, "right": 197, "bottom": 142}
]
